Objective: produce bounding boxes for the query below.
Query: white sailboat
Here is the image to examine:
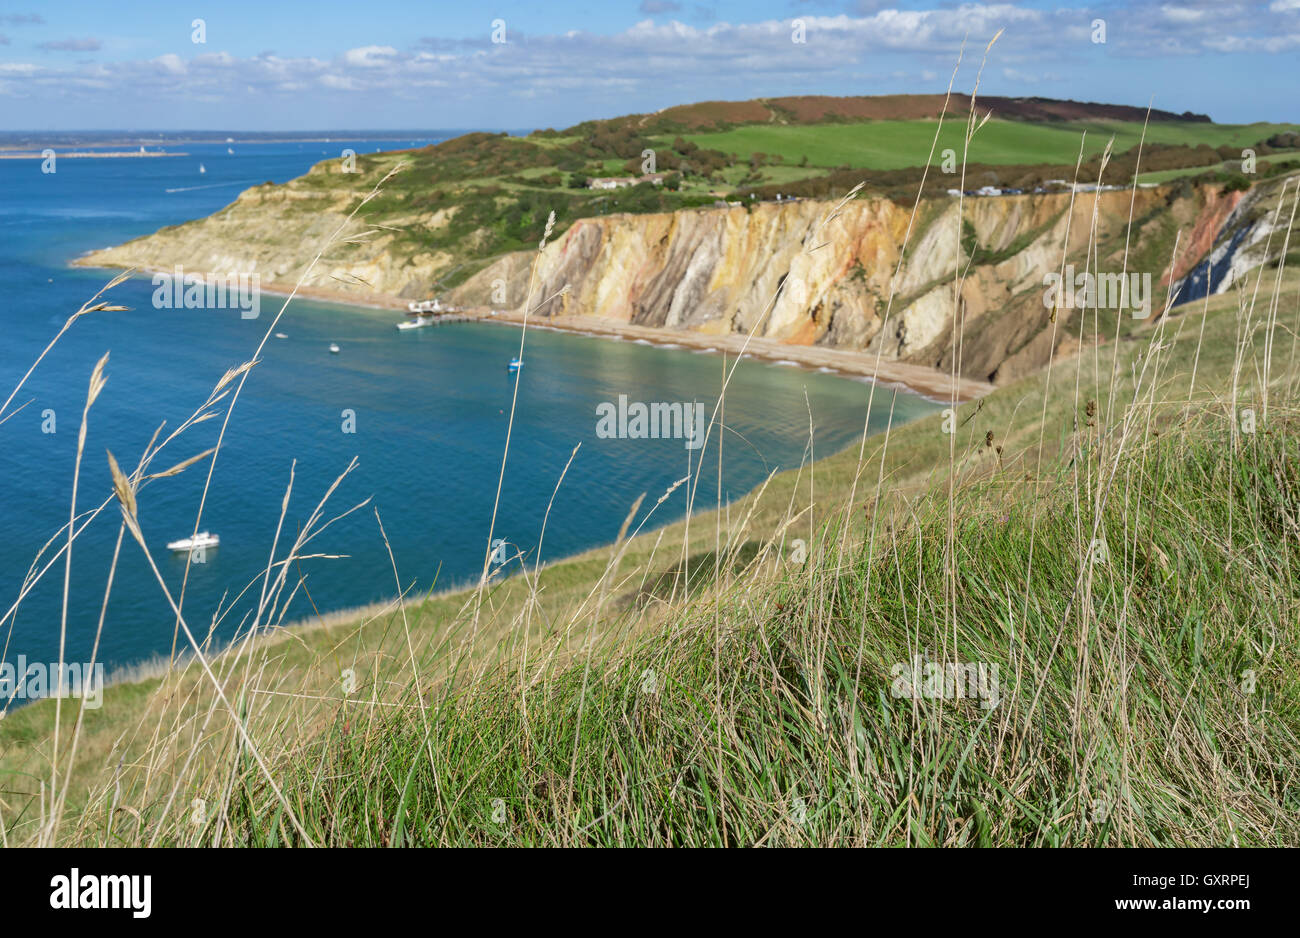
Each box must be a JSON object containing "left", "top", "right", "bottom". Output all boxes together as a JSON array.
[{"left": 199, "top": 163, "right": 206, "bottom": 174}]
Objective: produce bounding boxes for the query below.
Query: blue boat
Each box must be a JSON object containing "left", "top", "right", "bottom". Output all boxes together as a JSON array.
[{"left": 508, "top": 358, "right": 523, "bottom": 372}]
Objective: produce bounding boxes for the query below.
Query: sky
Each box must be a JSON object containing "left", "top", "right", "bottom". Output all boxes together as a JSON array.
[{"left": 1, "top": 1, "right": 1297, "bottom": 131}]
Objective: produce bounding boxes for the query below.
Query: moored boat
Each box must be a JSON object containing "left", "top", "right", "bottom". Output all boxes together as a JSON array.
[
  {"left": 397, "top": 313, "right": 433, "bottom": 330},
  {"left": 166, "top": 531, "right": 219, "bottom": 552}
]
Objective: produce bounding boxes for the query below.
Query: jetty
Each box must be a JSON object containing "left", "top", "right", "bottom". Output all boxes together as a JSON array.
[{"left": 396, "top": 310, "right": 475, "bottom": 330}]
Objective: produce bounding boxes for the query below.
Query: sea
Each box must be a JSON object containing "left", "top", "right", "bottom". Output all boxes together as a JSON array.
[{"left": 0, "top": 131, "right": 941, "bottom": 680}]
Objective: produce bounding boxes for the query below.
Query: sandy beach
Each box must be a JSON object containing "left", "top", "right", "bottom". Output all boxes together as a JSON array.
[
  {"left": 240, "top": 279, "right": 994, "bottom": 403},
  {"left": 71, "top": 262, "right": 994, "bottom": 403},
  {"left": 484, "top": 308, "right": 993, "bottom": 403}
]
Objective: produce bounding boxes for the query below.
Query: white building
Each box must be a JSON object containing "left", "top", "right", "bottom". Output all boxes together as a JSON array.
[{"left": 587, "top": 173, "right": 666, "bottom": 190}]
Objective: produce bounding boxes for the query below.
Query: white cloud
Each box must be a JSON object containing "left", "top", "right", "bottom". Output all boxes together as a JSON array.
[
  {"left": 1160, "top": 5, "right": 1207, "bottom": 22},
  {"left": 343, "top": 45, "right": 398, "bottom": 68},
  {"left": 153, "top": 53, "right": 186, "bottom": 75},
  {"left": 319, "top": 73, "right": 360, "bottom": 90},
  {"left": 193, "top": 51, "right": 236, "bottom": 67},
  {"left": 1203, "top": 32, "right": 1300, "bottom": 51}
]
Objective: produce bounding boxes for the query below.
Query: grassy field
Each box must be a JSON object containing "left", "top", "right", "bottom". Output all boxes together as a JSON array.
[
  {"left": 1136, "top": 149, "right": 1300, "bottom": 184},
  {"left": 674, "top": 119, "right": 1300, "bottom": 171}
]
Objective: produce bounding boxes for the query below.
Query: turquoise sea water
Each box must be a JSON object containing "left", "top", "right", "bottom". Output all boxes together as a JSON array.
[{"left": 0, "top": 134, "right": 941, "bottom": 678}]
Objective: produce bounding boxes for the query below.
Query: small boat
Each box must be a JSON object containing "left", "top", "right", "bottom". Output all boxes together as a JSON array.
[
  {"left": 274, "top": 332, "right": 288, "bottom": 339},
  {"left": 226, "top": 147, "right": 234, "bottom": 155},
  {"left": 329, "top": 343, "right": 340, "bottom": 354},
  {"left": 397, "top": 314, "right": 432, "bottom": 330},
  {"left": 167, "top": 532, "right": 219, "bottom": 552},
  {"left": 199, "top": 163, "right": 206, "bottom": 174},
  {"left": 507, "top": 358, "right": 523, "bottom": 372}
]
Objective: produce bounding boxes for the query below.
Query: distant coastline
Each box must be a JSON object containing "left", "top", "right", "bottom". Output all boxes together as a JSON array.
[
  {"left": 0, "top": 151, "right": 187, "bottom": 159},
  {"left": 0, "top": 130, "right": 509, "bottom": 153}
]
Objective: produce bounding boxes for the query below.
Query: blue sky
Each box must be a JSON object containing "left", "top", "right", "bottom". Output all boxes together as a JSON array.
[{"left": 1, "top": 1, "right": 1297, "bottom": 130}]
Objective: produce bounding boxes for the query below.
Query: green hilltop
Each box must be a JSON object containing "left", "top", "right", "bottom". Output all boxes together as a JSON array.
[{"left": 264, "top": 95, "right": 1299, "bottom": 291}]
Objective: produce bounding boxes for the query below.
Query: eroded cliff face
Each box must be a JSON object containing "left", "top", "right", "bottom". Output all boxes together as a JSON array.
[
  {"left": 1170, "top": 177, "right": 1300, "bottom": 305},
  {"left": 77, "top": 172, "right": 462, "bottom": 301},
  {"left": 451, "top": 186, "right": 1193, "bottom": 383},
  {"left": 78, "top": 172, "right": 1255, "bottom": 384}
]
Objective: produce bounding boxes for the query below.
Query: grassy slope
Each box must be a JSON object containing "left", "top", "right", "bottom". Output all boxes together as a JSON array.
[
  {"left": 249, "top": 414, "right": 1300, "bottom": 847},
  {"left": 1138, "top": 150, "right": 1300, "bottom": 184},
  {"left": 676, "top": 120, "right": 1300, "bottom": 172},
  {"left": 4, "top": 255, "right": 1298, "bottom": 845}
]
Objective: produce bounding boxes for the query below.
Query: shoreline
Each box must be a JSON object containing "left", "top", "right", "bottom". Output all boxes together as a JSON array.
[
  {"left": 485, "top": 308, "right": 993, "bottom": 403},
  {"left": 72, "top": 260, "right": 994, "bottom": 403}
]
